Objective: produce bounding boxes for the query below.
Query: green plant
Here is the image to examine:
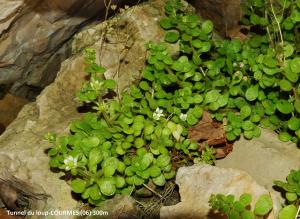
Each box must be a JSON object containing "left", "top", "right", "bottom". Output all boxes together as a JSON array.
[
  {"left": 209, "top": 193, "right": 273, "bottom": 219},
  {"left": 194, "top": 144, "right": 216, "bottom": 165},
  {"left": 274, "top": 169, "right": 300, "bottom": 204},
  {"left": 46, "top": 44, "right": 204, "bottom": 205},
  {"left": 274, "top": 169, "right": 300, "bottom": 218},
  {"left": 46, "top": 0, "right": 300, "bottom": 206}
]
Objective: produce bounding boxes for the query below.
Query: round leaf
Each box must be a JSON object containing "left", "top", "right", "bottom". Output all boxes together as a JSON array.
[
  {"left": 278, "top": 132, "right": 292, "bottom": 142},
  {"left": 254, "top": 194, "right": 273, "bottom": 216},
  {"left": 156, "top": 154, "right": 171, "bottom": 167},
  {"left": 239, "top": 193, "right": 252, "bottom": 206},
  {"left": 165, "top": 31, "right": 179, "bottom": 43},
  {"left": 276, "top": 100, "right": 294, "bottom": 114},
  {"left": 99, "top": 179, "right": 116, "bottom": 196},
  {"left": 287, "top": 117, "right": 300, "bottom": 131},
  {"left": 202, "top": 20, "right": 214, "bottom": 34},
  {"left": 71, "top": 179, "right": 86, "bottom": 193},
  {"left": 279, "top": 79, "right": 293, "bottom": 91},
  {"left": 245, "top": 85, "right": 259, "bottom": 101},
  {"left": 152, "top": 174, "right": 166, "bottom": 186}
]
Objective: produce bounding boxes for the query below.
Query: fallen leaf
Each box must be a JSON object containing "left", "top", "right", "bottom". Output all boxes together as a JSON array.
[
  {"left": 227, "top": 26, "right": 249, "bottom": 41},
  {"left": 188, "top": 111, "right": 233, "bottom": 158}
]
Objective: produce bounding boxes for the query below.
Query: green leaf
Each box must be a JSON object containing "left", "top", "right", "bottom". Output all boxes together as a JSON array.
[
  {"left": 242, "top": 121, "right": 255, "bottom": 131},
  {"left": 187, "top": 111, "right": 198, "bottom": 126},
  {"left": 83, "top": 136, "right": 100, "bottom": 147},
  {"left": 286, "top": 192, "right": 297, "bottom": 202},
  {"left": 191, "top": 40, "right": 202, "bottom": 48},
  {"left": 287, "top": 117, "right": 300, "bottom": 131},
  {"left": 244, "top": 130, "right": 254, "bottom": 139},
  {"left": 125, "top": 166, "right": 135, "bottom": 176},
  {"left": 99, "top": 179, "right": 116, "bottom": 196},
  {"left": 165, "top": 31, "right": 180, "bottom": 43},
  {"left": 152, "top": 174, "right": 166, "bottom": 186},
  {"left": 240, "top": 105, "right": 252, "bottom": 120},
  {"left": 115, "top": 176, "right": 126, "bottom": 188},
  {"left": 139, "top": 81, "right": 150, "bottom": 91},
  {"left": 254, "top": 194, "right": 273, "bottom": 216},
  {"left": 295, "top": 100, "right": 300, "bottom": 113},
  {"left": 103, "top": 166, "right": 116, "bottom": 177},
  {"left": 160, "top": 18, "right": 173, "bottom": 29},
  {"left": 228, "top": 210, "right": 239, "bottom": 219},
  {"left": 245, "top": 85, "right": 259, "bottom": 101},
  {"left": 284, "top": 44, "right": 294, "bottom": 57},
  {"left": 139, "top": 153, "right": 154, "bottom": 171},
  {"left": 276, "top": 100, "right": 294, "bottom": 114},
  {"left": 241, "top": 210, "right": 255, "bottom": 219},
  {"left": 279, "top": 79, "right": 293, "bottom": 91},
  {"left": 278, "top": 205, "right": 297, "bottom": 219},
  {"left": 156, "top": 154, "right": 171, "bottom": 167},
  {"left": 88, "top": 148, "right": 103, "bottom": 173},
  {"left": 71, "top": 179, "right": 86, "bottom": 193},
  {"left": 227, "top": 131, "right": 237, "bottom": 141},
  {"left": 278, "top": 132, "right": 292, "bottom": 142},
  {"left": 89, "top": 184, "right": 102, "bottom": 200},
  {"left": 205, "top": 90, "right": 220, "bottom": 104},
  {"left": 263, "top": 56, "right": 277, "bottom": 68},
  {"left": 149, "top": 166, "right": 161, "bottom": 178},
  {"left": 290, "top": 57, "right": 300, "bottom": 73},
  {"left": 103, "top": 79, "right": 117, "bottom": 89},
  {"left": 239, "top": 193, "right": 252, "bottom": 206},
  {"left": 164, "top": 170, "right": 176, "bottom": 179},
  {"left": 202, "top": 20, "right": 214, "bottom": 34}
]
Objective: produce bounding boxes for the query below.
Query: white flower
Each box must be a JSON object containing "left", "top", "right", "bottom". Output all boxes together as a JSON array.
[
  {"left": 179, "top": 113, "right": 187, "bottom": 121},
  {"left": 64, "top": 156, "right": 78, "bottom": 171},
  {"left": 239, "top": 63, "right": 244, "bottom": 68},
  {"left": 153, "top": 107, "right": 164, "bottom": 120}
]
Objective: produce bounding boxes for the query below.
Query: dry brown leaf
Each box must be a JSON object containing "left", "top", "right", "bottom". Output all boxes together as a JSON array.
[
  {"left": 227, "top": 25, "right": 250, "bottom": 41},
  {"left": 188, "top": 111, "right": 233, "bottom": 158}
]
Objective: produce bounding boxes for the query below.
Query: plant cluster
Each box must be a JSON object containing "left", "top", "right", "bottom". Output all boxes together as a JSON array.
[
  {"left": 45, "top": 45, "right": 207, "bottom": 205},
  {"left": 46, "top": 0, "right": 300, "bottom": 208},
  {"left": 209, "top": 193, "right": 273, "bottom": 219},
  {"left": 274, "top": 169, "right": 300, "bottom": 219},
  {"left": 159, "top": 0, "right": 300, "bottom": 143}
]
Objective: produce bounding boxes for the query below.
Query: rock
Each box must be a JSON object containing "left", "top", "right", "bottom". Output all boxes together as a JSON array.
[
  {"left": 0, "top": 94, "right": 29, "bottom": 127},
  {"left": 71, "top": 0, "right": 167, "bottom": 91},
  {"left": 160, "top": 164, "right": 280, "bottom": 219},
  {"left": 216, "top": 128, "right": 300, "bottom": 201},
  {"left": 0, "top": 1, "right": 167, "bottom": 218},
  {"left": 0, "top": 0, "right": 125, "bottom": 100},
  {"left": 190, "top": 0, "right": 241, "bottom": 36},
  {"left": 85, "top": 195, "right": 139, "bottom": 219}
]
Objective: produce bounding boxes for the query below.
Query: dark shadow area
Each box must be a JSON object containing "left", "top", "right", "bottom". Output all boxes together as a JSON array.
[{"left": 23, "top": 0, "right": 147, "bottom": 20}]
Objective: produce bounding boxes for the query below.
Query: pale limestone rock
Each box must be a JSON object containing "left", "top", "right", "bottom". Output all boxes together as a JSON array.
[
  {"left": 216, "top": 128, "right": 300, "bottom": 203},
  {"left": 160, "top": 164, "right": 280, "bottom": 219},
  {"left": 86, "top": 195, "right": 139, "bottom": 219}
]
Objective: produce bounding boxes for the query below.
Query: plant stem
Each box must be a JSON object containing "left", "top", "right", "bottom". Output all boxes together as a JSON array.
[{"left": 143, "top": 183, "right": 163, "bottom": 198}]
